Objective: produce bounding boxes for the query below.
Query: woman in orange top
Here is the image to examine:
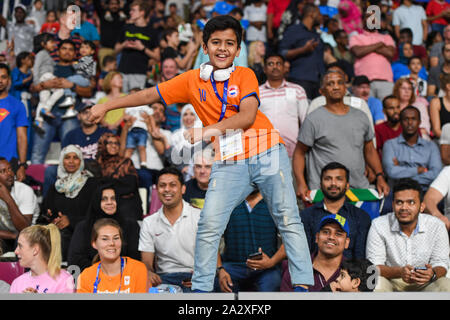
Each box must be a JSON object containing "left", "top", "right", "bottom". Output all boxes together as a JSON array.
[{"left": 76, "top": 218, "right": 148, "bottom": 293}]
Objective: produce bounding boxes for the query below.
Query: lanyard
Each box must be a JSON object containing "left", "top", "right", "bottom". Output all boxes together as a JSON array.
[
  {"left": 93, "top": 256, "right": 125, "bottom": 294},
  {"left": 210, "top": 74, "right": 239, "bottom": 122}
]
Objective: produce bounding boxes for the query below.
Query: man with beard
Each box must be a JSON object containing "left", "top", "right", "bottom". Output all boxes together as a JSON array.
[
  {"left": 0, "top": 158, "right": 38, "bottom": 253},
  {"left": 278, "top": 3, "right": 325, "bottom": 100},
  {"left": 299, "top": 162, "right": 371, "bottom": 260},
  {"left": 367, "top": 178, "right": 450, "bottom": 292},
  {"left": 382, "top": 106, "right": 442, "bottom": 191},
  {"left": 375, "top": 95, "right": 402, "bottom": 160}
]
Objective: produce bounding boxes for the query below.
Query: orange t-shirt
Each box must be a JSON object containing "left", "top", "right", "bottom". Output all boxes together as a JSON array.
[
  {"left": 76, "top": 257, "right": 148, "bottom": 294},
  {"left": 156, "top": 66, "right": 283, "bottom": 160}
]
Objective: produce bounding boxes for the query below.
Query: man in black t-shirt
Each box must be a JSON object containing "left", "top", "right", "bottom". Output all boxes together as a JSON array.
[
  {"left": 115, "top": 0, "right": 160, "bottom": 92},
  {"left": 183, "top": 147, "right": 214, "bottom": 209}
]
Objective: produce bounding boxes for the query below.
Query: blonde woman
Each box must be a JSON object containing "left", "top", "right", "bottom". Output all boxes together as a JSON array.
[
  {"left": 247, "top": 40, "right": 266, "bottom": 85},
  {"left": 76, "top": 218, "right": 148, "bottom": 293},
  {"left": 98, "top": 71, "right": 127, "bottom": 132},
  {"left": 10, "top": 224, "right": 75, "bottom": 293}
]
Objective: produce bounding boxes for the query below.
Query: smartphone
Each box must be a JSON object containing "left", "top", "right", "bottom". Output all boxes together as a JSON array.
[
  {"left": 248, "top": 252, "right": 263, "bottom": 260},
  {"left": 414, "top": 266, "right": 427, "bottom": 271}
]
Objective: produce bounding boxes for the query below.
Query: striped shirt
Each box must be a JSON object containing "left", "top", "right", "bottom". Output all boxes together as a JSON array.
[
  {"left": 259, "top": 80, "right": 308, "bottom": 157},
  {"left": 222, "top": 199, "right": 279, "bottom": 264}
]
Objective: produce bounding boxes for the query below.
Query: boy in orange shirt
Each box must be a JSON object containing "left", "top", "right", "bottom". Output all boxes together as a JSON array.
[{"left": 89, "top": 15, "right": 313, "bottom": 292}]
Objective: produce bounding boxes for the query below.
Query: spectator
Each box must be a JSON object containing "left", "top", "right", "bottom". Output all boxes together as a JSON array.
[
  {"left": 38, "top": 145, "right": 98, "bottom": 261},
  {"left": 98, "top": 55, "right": 117, "bottom": 89},
  {"left": 430, "top": 73, "right": 450, "bottom": 138},
  {"left": 401, "top": 56, "right": 428, "bottom": 98},
  {"left": 68, "top": 183, "right": 140, "bottom": 271},
  {"left": 429, "top": 24, "right": 450, "bottom": 69},
  {"left": 375, "top": 95, "right": 402, "bottom": 159},
  {"left": 337, "top": 0, "right": 363, "bottom": 36},
  {"left": 77, "top": 218, "right": 148, "bottom": 293},
  {"left": 0, "top": 4, "right": 36, "bottom": 57},
  {"left": 215, "top": 190, "right": 285, "bottom": 293},
  {"left": 393, "top": 0, "right": 428, "bottom": 46},
  {"left": 383, "top": 106, "right": 442, "bottom": 192},
  {"left": 351, "top": 75, "right": 385, "bottom": 125},
  {"left": 9, "top": 52, "right": 34, "bottom": 103},
  {"left": 93, "top": 0, "right": 126, "bottom": 67},
  {"left": 96, "top": 133, "right": 143, "bottom": 222},
  {"left": 330, "top": 259, "right": 376, "bottom": 292},
  {"left": 98, "top": 71, "right": 126, "bottom": 132},
  {"left": 300, "top": 162, "right": 372, "bottom": 260},
  {"left": 161, "top": 28, "right": 199, "bottom": 72},
  {"left": 159, "top": 58, "right": 181, "bottom": 132},
  {"left": 393, "top": 78, "right": 431, "bottom": 138},
  {"left": 243, "top": 0, "right": 267, "bottom": 44},
  {"left": 281, "top": 214, "right": 350, "bottom": 292},
  {"left": 50, "top": 9, "right": 82, "bottom": 63},
  {"left": 247, "top": 40, "right": 266, "bottom": 85},
  {"left": 426, "top": 0, "right": 450, "bottom": 35},
  {"left": 293, "top": 70, "right": 390, "bottom": 202},
  {"left": 366, "top": 178, "right": 450, "bottom": 292},
  {"left": 169, "top": 104, "right": 205, "bottom": 176},
  {"left": 349, "top": 11, "right": 396, "bottom": 100},
  {"left": 0, "top": 64, "right": 28, "bottom": 182},
  {"left": 183, "top": 147, "right": 214, "bottom": 209},
  {"left": 320, "top": 18, "right": 339, "bottom": 48},
  {"left": 392, "top": 43, "right": 428, "bottom": 83},
  {"left": 259, "top": 53, "right": 308, "bottom": 158},
  {"left": 27, "top": 0, "right": 46, "bottom": 34},
  {"left": 71, "top": 8, "right": 101, "bottom": 45},
  {"left": 428, "top": 42, "right": 450, "bottom": 99},
  {"left": 440, "top": 123, "right": 450, "bottom": 165},
  {"left": 39, "top": 10, "right": 60, "bottom": 35},
  {"left": 115, "top": 0, "right": 160, "bottom": 92},
  {"left": 423, "top": 166, "right": 450, "bottom": 230},
  {"left": 278, "top": 3, "right": 325, "bottom": 100},
  {"left": 395, "top": 28, "right": 428, "bottom": 68},
  {"left": 266, "top": 0, "right": 291, "bottom": 45},
  {"left": 31, "top": 39, "right": 96, "bottom": 164},
  {"left": 10, "top": 224, "right": 75, "bottom": 293},
  {"left": 139, "top": 167, "right": 201, "bottom": 292},
  {"left": 332, "top": 29, "right": 354, "bottom": 65},
  {"left": 0, "top": 158, "right": 38, "bottom": 253}
]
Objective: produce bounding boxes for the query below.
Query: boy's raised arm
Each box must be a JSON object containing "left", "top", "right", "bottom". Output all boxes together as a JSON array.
[{"left": 89, "top": 87, "right": 161, "bottom": 123}]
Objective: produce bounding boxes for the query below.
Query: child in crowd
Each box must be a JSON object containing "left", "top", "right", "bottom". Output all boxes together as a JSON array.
[
  {"left": 40, "top": 10, "right": 60, "bottom": 34},
  {"left": 32, "top": 32, "right": 65, "bottom": 132},
  {"left": 10, "top": 224, "right": 75, "bottom": 293},
  {"left": 10, "top": 52, "right": 34, "bottom": 105},
  {"left": 331, "top": 259, "right": 376, "bottom": 292},
  {"left": 58, "top": 40, "right": 98, "bottom": 117},
  {"left": 98, "top": 55, "right": 117, "bottom": 90},
  {"left": 401, "top": 56, "right": 428, "bottom": 98},
  {"left": 124, "top": 87, "right": 156, "bottom": 168}
]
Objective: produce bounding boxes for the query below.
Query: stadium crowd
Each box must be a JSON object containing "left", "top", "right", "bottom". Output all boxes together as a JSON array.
[{"left": 0, "top": 0, "right": 449, "bottom": 294}]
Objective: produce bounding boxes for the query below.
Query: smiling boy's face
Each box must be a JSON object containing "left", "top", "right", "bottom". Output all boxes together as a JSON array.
[{"left": 202, "top": 28, "right": 240, "bottom": 71}]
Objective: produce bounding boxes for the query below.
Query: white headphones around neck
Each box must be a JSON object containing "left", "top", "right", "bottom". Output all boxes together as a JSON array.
[{"left": 199, "top": 62, "right": 235, "bottom": 82}]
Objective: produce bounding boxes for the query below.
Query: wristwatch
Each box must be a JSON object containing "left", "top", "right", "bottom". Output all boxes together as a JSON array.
[
  {"left": 216, "top": 266, "right": 225, "bottom": 276},
  {"left": 375, "top": 172, "right": 385, "bottom": 180},
  {"left": 17, "top": 162, "right": 28, "bottom": 169},
  {"left": 429, "top": 270, "right": 437, "bottom": 283}
]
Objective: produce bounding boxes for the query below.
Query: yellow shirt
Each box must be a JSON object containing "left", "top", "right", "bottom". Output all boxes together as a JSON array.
[{"left": 99, "top": 94, "right": 126, "bottom": 126}]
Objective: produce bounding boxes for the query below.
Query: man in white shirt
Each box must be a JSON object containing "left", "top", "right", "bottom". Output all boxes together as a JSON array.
[
  {"left": 259, "top": 54, "right": 308, "bottom": 158},
  {"left": 0, "top": 158, "right": 38, "bottom": 252},
  {"left": 366, "top": 178, "right": 450, "bottom": 292},
  {"left": 139, "top": 166, "right": 201, "bottom": 292},
  {"left": 423, "top": 165, "right": 450, "bottom": 231},
  {"left": 392, "top": 0, "right": 427, "bottom": 45}
]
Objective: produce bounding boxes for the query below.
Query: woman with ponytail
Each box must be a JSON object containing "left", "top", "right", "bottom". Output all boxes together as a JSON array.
[
  {"left": 10, "top": 224, "right": 75, "bottom": 293},
  {"left": 76, "top": 218, "right": 148, "bottom": 293}
]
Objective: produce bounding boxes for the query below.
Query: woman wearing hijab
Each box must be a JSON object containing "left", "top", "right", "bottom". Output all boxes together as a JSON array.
[
  {"left": 67, "top": 182, "right": 140, "bottom": 272},
  {"left": 38, "top": 145, "right": 98, "bottom": 261},
  {"left": 167, "top": 104, "right": 208, "bottom": 178},
  {"left": 391, "top": 42, "right": 428, "bottom": 82},
  {"left": 96, "top": 132, "right": 143, "bottom": 221}
]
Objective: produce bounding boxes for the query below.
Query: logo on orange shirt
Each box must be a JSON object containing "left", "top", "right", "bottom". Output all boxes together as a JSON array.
[
  {"left": 228, "top": 85, "right": 239, "bottom": 98},
  {"left": 0, "top": 109, "right": 10, "bottom": 123}
]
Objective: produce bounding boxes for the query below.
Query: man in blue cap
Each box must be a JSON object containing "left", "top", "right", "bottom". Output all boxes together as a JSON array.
[{"left": 281, "top": 213, "right": 350, "bottom": 292}]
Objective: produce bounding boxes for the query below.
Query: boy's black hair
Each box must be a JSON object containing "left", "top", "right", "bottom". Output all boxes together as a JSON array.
[
  {"left": 0, "top": 63, "right": 11, "bottom": 77},
  {"left": 407, "top": 55, "right": 421, "bottom": 66},
  {"left": 340, "top": 259, "right": 375, "bottom": 292},
  {"left": 320, "top": 162, "right": 350, "bottom": 182},
  {"left": 16, "top": 51, "right": 31, "bottom": 68},
  {"left": 393, "top": 178, "right": 423, "bottom": 202},
  {"left": 82, "top": 40, "right": 96, "bottom": 53},
  {"left": 156, "top": 166, "right": 185, "bottom": 186},
  {"left": 203, "top": 15, "right": 242, "bottom": 48},
  {"left": 162, "top": 27, "right": 178, "bottom": 42},
  {"left": 102, "top": 55, "right": 116, "bottom": 67}
]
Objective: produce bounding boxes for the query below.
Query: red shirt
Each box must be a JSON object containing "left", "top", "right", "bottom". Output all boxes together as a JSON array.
[
  {"left": 375, "top": 121, "right": 403, "bottom": 160},
  {"left": 267, "top": 0, "right": 291, "bottom": 28},
  {"left": 426, "top": 0, "right": 450, "bottom": 25}
]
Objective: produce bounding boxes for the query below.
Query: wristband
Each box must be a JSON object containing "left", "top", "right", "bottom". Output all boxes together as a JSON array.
[
  {"left": 216, "top": 266, "right": 225, "bottom": 275},
  {"left": 71, "top": 83, "right": 76, "bottom": 91},
  {"left": 375, "top": 172, "right": 385, "bottom": 179}
]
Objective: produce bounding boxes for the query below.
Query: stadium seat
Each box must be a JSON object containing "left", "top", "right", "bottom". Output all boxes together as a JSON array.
[
  {"left": 308, "top": 188, "right": 384, "bottom": 220},
  {"left": 0, "top": 262, "right": 24, "bottom": 285}
]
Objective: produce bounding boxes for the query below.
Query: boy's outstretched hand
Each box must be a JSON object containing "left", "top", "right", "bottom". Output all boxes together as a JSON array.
[{"left": 88, "top": 103, "right": 107, "bottom": 124}]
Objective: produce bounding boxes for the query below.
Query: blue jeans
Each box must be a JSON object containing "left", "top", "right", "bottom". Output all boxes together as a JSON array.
[
  {"left": 126, "top": 127, "right": 148, "bottom": 149},
  {"left": 31, "top": 116, "right": 79, "bottom": 164},
  {"left": 213, "top": 262, "right": 281, "bottom": 292},
  {"left": 191, "top": 144, "right": 314, "bottom": 292},
  {"left": 159, "top": 272, "right": 193, "bottom": 293},
  {"left": 64, "top": 75, "right": 90, "bottom": 98}
]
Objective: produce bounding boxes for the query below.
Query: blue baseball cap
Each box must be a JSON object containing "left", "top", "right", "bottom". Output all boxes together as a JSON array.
[{"left": 317, "top": 214, "right": 350, "bottom": 235}]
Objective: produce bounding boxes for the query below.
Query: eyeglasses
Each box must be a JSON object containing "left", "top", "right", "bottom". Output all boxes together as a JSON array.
[{"left": 106, "top": 141, "right": 120, "bottom": 146}]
